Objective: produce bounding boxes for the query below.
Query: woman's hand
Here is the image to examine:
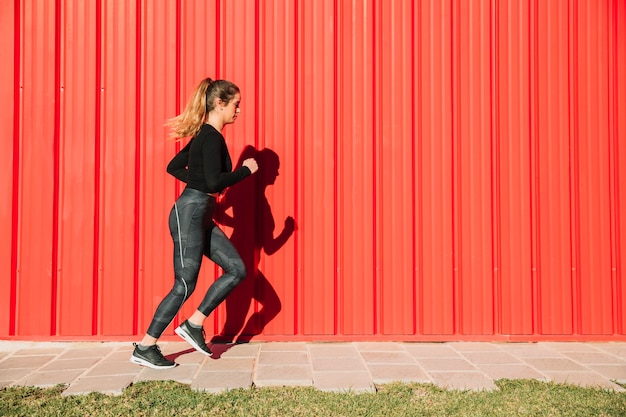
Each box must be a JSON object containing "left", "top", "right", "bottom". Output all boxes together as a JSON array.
[{"left": 243, "top": 158, "right": 259, "bottom": 174}]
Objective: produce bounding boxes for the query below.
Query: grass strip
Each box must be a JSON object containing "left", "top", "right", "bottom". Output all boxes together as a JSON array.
[{"left": 1, "top": 380, "right": 625, "bottom": 417}]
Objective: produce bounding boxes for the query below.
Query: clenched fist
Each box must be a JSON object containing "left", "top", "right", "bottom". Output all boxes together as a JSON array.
[{"left": 243, "top": 158, "right": 259, "bottom": 174}]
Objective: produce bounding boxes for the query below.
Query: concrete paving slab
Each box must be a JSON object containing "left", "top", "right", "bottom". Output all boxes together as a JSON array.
[
  {"left": 170, "top": 351, "right": 210, "bottom": 365},
  {"left": 258, "top": 351, "right": 309, "bottom": 365},
  {"left": 107, "top": 350, "right": 141, "bottom": 362},
  {"left": 254, "top": 364, "right": 313, "bottom": 387},
  {"left": 192, "top": 371, "right": 253, "bottom": 392},
  {"left": 62, "top": 374, "right": 135, "bottom": 396},
  {"left": 448, "top": 342, "right": 502, "bottom": 352},
  {"left": 88, "top": 360, "right": 140, "bottom": 377},
  {"left": 38, "top": 357, "right": 101, "bottom": 371},
  {"left": 135, "top": 364, "right": 200, "bottom": 384},
  {"left": 522, "top": 357, "right": 589, "bottom": 372},
  {"left": 312, "top": 371, "right": 375, "bottom": 393},
  {"left": 359, "top": 351, "right": 416, "bottom": 364},
  {"left": 416, "top": 357, "right": 477, "bottom": 371},
  {"left": 213, "top": 343, "right": 260, "bottom": 358},
  {"left": 1, "top": 369, "right": 34, "bottom": 386},
  {"left": 354, "top": 342, "right": 406, "bottom": 352},
  {"left": 496, "top": 344, "right": 563, "bottom": 358},
  {"left": 14, "top": 369, "right": 85, "bottom": 388},
  {"left": 368, "top": 364, "right": 431, "bottom": 384},
  {"left": 0, "top": 354, "right": 57, "bottom": 370},
  {"left": 260, "top": 342, "right": 308, "bottom": 352},
  {"left": 460, "top": 351, "right": 522, "bottom": 364},
  {"left": 308, "top": 343, "right": 359, "bottom": 356},
  {"left": 12, "top": 348, "right": 65, "bottom": 356},
  {"left": 559, "top": 351, "right": 626, "bottom": 365},
  {"left": 199, "top": 357, "right": 256, "bottom": 372},
  {"left": 590, "top": 342, "right": 626, "bottom": 357},
  {"left": 429, "top": 371, "right": 497, "bottom": 391},
  {"left": 539, "top": 342, "right": 600, "bottom": 352},
  {"left": 584, "top": 364, "right": 626, "bottom": 382},
  {"left": 57, "top": 347, "right": 114, "bottom": 359},
  {"left": 403, "top": 343, "right": 462, "bottom": 357},
  {"left": 311, "top": 356, "right": 366, "bottom": 372},
  {"left": 476, "top": 364, "right": 547, "bottom": 381},
  {"left": 543, "top": 371, "right": 624, "bottom": 391}
]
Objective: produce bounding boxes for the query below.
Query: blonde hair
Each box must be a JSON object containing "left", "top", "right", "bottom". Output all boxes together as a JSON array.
[{"left": 167, "top": 78, "right": 240, "bottom": 139}]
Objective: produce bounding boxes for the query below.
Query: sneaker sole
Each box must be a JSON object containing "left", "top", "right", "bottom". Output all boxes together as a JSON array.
[
  {"left": 175, "top": 326, "right": 213, "bottom": 356},
  {"left": 130, "top": 355, "right": 177, "bottom": 370}
]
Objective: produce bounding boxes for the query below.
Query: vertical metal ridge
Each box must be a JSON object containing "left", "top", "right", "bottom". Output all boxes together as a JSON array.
[
  {"left": 175, "top": 0, "right": 181, "bottom": 118},
  {"left": 451, "top": 0, "right": 459, "bottom": 334},
  {"left": 490, "top": 0, "right": 501, "bottom": 336},
  {"left": 293, "top": 0, "right": 299, "bottom": 336},
  {"left": 334, "top": 0, "right": 342, "bottom": 335},
  {"left": 411, "top": 0, "right": 418, "bottom": 335},
  {"left": 371, "top": 0, "right": 378, "bottom": 335},
  {"left": 568, "top": 0, "right": 581, "bottom": 334},
  {"left": 255, "top": 0, "right": 260, "bottom": 151},
  {"left": 608, "top": 0, "right": 619, "bottom": 334},
  {"left": 253, "top": 0, "right": 261, "bottom": 328},
  {"left": 9, "top": 0, "right": 21, "bottom": 336},
  {"left": 332, "top": 0, "right": 339, "bottom": 335},
  {"left": 215, "top": 0, "right": 220, "bottom": 78},
  {"left": 132, "top": 0, "right": 142, "bottom": 335},
  {"left": 529, "top": 0, "right": 540, "bottom": 335},
  {"left": 415, "top": 0, "right": 424, "bottom": 335},
  {"left": 93, "top": 0, "right": 102, "bottom": 335},
  {"left": 610, "top": 0, "right": 623, "bottom": 335},
  {"left": 50, "top": 0, "right": 62, "bottom": 336}
]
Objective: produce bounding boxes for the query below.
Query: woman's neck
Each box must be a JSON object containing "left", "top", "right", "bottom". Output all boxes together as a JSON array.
[{"left": 205, "top": 113, "right": 224, "bottom": 131}]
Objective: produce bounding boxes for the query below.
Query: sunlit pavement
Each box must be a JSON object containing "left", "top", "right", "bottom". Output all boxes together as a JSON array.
[{"left": 1, "top": 341, "right": 624, "bottom": 396}]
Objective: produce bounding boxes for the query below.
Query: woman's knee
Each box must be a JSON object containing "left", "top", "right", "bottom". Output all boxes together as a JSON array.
[
  {"left": 229, "top": 258, "right": 247, "bottom": 283},
  {"left": 215, "top": 248, "right": 246, "bottom": 281},
  {"left": 172, "top": 277, "right": 196, "bottom": 299}
]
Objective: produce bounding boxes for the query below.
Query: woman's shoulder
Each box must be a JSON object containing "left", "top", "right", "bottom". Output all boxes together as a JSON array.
[
  {"left": 199, "top": 124, "right": 223, "bottom": 136},
  {"left": 196, "top": 124, "right": 224, "bottom": 143}
]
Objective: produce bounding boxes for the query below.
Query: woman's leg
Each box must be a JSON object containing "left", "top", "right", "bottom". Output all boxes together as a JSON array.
[
  {"left": 190, "top": 227, "right": 247, "bottom": 321},
  {"left": 175, "top": 226, "right": 246, "bottom": 355},
  {"left": 143, "top": 192, "right": 207, "bottom": 341}
]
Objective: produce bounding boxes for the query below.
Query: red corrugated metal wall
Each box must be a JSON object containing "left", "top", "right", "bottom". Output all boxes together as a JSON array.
[{"left": 1, "top": 0, "right": 625, "bottom": 341}]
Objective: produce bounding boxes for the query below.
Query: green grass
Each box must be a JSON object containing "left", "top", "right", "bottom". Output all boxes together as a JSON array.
[{"left": 2, "top": 380, "right": 625, "bottom": 417}]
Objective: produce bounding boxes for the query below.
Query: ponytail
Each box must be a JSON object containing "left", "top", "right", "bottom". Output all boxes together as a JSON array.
[{"left": 166, "top": 78, "right": 240, "bottom": 139}]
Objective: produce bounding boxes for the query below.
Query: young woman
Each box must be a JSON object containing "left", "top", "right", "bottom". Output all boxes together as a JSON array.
[{"left": 131, "top": 78, "right": 258, "bottom": 369}]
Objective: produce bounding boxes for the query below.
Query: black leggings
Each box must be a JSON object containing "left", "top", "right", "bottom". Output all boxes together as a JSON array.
[{"left": 146, "top": 188, "right": 246, "bottom": 339}]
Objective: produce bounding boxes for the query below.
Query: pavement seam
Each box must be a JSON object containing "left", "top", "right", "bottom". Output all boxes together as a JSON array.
[
  {"left": 399, "top": 343, "right": 435, "bottom": 384},
  {"left": 62, "top": 345, "right": 131, "bottom": 395},
  {"left": 9, "top": 346, "right": 69, "bottom": 387},
  {"left": 513, "top": 346, "right": 623, "bottom": 389},
  {"left": 511, "top": 345, "right": 562, "bottom": 381},
  {"left": 353, "top": 342, "right": 380, "bottom": 392}
]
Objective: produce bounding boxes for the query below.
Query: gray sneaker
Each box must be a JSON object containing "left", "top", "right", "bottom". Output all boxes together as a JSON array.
[
  {"left": 175, "top": 320, "right": 213, "bottom": 356},
  {"left": 130, "top": 343, "right": 176, "bottom": 369}
]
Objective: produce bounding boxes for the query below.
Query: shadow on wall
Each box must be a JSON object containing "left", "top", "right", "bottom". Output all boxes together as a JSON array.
[{"left": 211, "top": 145, "right": 295, "bottom": 343}]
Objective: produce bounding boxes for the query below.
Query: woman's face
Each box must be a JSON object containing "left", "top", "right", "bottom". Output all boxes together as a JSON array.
[{"left": 222, "top": 93, "right": 241, "bottom": 124}]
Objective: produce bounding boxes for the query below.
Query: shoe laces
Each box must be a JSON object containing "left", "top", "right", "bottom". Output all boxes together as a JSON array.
[{"left": 133, "top": 342, "right": 165, "bottom": 356}]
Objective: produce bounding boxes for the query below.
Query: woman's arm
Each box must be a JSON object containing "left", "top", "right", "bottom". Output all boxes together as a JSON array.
[
  {"left": 202, "top": 136, "right": 251, "bottom": 193},
  {"left": 166, "top": 140, "right": 192, "bottom": 182}
]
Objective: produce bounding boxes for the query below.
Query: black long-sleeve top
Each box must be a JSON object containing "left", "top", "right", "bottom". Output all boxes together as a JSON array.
[{"left": 167, "top": 124, "right": 251, "bottom": 193}]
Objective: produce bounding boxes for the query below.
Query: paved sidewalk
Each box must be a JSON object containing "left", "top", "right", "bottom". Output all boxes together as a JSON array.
[{"left": 1, "top": 341, "right": 625, "bottom": 396}]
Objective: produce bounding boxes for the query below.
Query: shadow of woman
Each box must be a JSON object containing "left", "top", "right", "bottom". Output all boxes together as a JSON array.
[{"left": 211, "top": 145, "right": 295, "bottom": 344}]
